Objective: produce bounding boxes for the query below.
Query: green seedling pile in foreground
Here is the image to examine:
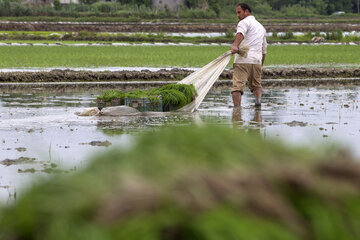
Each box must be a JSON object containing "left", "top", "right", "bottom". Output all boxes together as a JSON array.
[
  {"left": 1, "top": 126, "right": 360, "bottom": 240},
  {"left": 1, "top": 45, "right": 360, "bottom": 68},
  {"left": 97, "top": 83, "right": 197, "bottom": 111}
]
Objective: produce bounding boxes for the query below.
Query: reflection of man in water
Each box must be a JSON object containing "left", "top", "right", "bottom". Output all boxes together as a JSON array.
[
  {"left": 230, "top": 3, "right": 267, "bottom": 108},
  {"left": 232, "top": 108, "right": 262, "bottom": 124},
  {"left": 232, "top": 108, "right": 262, "bottom": 135},
  {"left": 232, "top": 107, "right": 243, "bottom": 123}
]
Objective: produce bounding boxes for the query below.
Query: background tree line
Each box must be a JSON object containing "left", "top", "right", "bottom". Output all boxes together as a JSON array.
[
  {"left": 115, "top": 0, "right": 359, "bottom": 15},
  {"left": 0, "top": 0, "right": 359, "bottom": 18}
]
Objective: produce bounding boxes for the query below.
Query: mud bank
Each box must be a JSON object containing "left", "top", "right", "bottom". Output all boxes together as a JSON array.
[
  {"left": 0, "top": 22, "right": 234, "bottom": 33},
  {"left": 1, "top": 67, "right": 359, "bottom": 83},
  {"left": 2, "top": 78, "right": 360, "bottom": 92},
  {"left": 0, "top": 34, "right": 234, "bottom": 44},
  {"left": 1, "top": 22, "right": 360, "bottom": 33},
  {"left": 0, "top": 36, "right": 359, "bottom": 45}
]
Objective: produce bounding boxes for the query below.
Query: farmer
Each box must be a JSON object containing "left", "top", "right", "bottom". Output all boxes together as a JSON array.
[{"left": 230, "top": 3, "right": 267, "bottom": 108}]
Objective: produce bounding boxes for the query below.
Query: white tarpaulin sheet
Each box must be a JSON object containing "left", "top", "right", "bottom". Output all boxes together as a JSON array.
[{"left": 177, "top": 50, "right": 233, "bottom": 113}]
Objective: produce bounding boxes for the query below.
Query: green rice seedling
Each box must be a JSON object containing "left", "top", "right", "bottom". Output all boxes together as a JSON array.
[
  {"left": 1, "top": 45, "right": 360, "bottom": 68},
  {"left": 343, "top": 34, "right": 360, "bottom": 42},
  {"left": 225, "top": 28, "right": 235, "bottom": 39},
  {"left": 0, "top": 45, "right": 229, "bottom": 68},
  {"left": 280, "top": 30, "right": 294, "bottom": 40},
  {"left": 266, "top": 45, "right": 360, "bottom": 66},
  {"left": 156, "top": 89, "right": 189, "bottom": 110},
  {"left": 0, "top": 29, "right": 356, "bottom": 44},
  {"left": 97, "top": 84, "right": 196, "bottom": 111},
  {"left": 96, "top": 90, "right": 125, "bottom": 110},
  {"left": 156, "top": 83, "right": 197, "bottom": 103},
  {"left": 124, "top": 89, "right": 150, "bottom": 99},
  {"left": 143, "top": 84, "right": 196, "bottom": 110},
  {"left": 96, "top": 89, "right": 125, "bottom": 102}
]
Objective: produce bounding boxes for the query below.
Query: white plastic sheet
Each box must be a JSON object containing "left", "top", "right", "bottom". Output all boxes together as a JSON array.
[{"left": 177, "top": 50, "right": 233, "bottom": 113}]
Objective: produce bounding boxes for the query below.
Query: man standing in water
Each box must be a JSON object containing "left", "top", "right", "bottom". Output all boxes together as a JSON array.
[{"left": 231, "top": 3, "right": 267, "bottom": 108}]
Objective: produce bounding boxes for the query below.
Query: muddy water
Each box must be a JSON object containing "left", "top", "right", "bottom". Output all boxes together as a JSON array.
[{"left": 1, "top": 86, "right": 360, "bottom": 202}]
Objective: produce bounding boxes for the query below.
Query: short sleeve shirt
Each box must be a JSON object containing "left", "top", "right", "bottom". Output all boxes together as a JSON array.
[{"left": 234, "top": 16, "right": 267, "bottom": 65}]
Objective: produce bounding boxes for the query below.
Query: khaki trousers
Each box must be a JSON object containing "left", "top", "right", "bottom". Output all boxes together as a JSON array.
[{"left": 232, "top": 63, "right": 262, "bottom": 94}]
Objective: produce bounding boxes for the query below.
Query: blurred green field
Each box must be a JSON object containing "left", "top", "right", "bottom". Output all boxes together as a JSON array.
[
  {"left": 1, "top": 126, "right": 360, "bottom": 240},
  {"left": 0, "top": 45, "right": 359, "bottom": 68}
]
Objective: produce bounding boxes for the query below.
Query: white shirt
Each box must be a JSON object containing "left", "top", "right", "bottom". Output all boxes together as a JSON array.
[{"left": 234, "top": 15, "right": 267, "bottom": 65}]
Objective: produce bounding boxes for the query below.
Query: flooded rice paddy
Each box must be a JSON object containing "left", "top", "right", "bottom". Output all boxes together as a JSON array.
[{"left": 1, "top": 86, "right": 360, "bottom": 202}]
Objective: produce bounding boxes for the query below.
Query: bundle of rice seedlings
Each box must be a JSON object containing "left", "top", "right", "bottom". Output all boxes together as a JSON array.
[
  {"left": 158, "top": 89, "right": 189, "bottom": 110},
  {"left": 238, "top": 44, "right": 250, "bottom": 58},
  {"left": 125, "top": 90, "right": 151, "bottom": 99},
  {"left": 96, "top": 89, "right": 125, "bottom": 102},
  {"left": 157, "top": 83, "right": 197, "bottom": 103},
  {"left": 96, "top": 84, "right": 197, "bottom": 112}
]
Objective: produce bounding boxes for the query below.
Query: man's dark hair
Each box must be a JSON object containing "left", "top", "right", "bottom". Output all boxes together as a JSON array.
[{"left": 237, "top": 3, "right": 252, "bottom": 13}]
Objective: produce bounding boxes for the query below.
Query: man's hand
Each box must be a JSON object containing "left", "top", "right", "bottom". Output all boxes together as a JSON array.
[
  {"left": 231, "top": 33, "right": 244, "bottom": 54},
  {"left": 231, "top": 45, "right": 239, "bottom": 54}
]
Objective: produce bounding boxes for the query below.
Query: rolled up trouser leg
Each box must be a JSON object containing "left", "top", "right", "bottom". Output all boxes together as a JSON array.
[
  {"left": 232, "top": 63, "right": 249, "bottom": 95},
  {"left": 248, "top": 64, "right": 262, "bottom": 93}
]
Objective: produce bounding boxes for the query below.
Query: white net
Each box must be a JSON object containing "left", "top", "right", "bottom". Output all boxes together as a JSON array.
[{"left": 177, "top": 46, "right": 248, "bottom": 113}]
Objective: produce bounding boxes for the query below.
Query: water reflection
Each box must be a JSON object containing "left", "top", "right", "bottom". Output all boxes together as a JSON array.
[
  {"left": 96, "top": 113, "right": 195, "bottom": 134},
  {"left": 0, "top": 92, "right": 95, "bottom": 109},
  {"left": 253, "top": 109, "right": 262, "bottom": 124},
  {"left": 232, "top": 107, "right": 243, "bottom": 123},
  {"left": 232, "top": 107, "right": 263, "bottom": 134}
]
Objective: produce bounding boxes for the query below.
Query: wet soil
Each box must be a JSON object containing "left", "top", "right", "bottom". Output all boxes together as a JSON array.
[
  {"left": 17, "top": 167, "right": 69, "bottom": 174},
  {"left": 15, "top": 147, "right": 27, "bottom": 152},
  {"left": 0, "top": 35, "right": 359, "bottom": 45},
  {"left": 18, "top": 167, "right": 69, "bottom": 174},
  {"left": 1, "top": 68, "right": 359, "bottom": 85},
  {"left": 1, "top": 22, "right": 360, "bottom": 33},
  {"left": 0, "top": 156, "right": 36, "bottom": 166},
  {"left": 0, "top": 34, "right": 235, "bottom": 43},
  {"left": 80, "top": 140, "right": 112, "bottom": 147},
  {"left": 284, "top": 120, "right": 308, "bottom": 127}
]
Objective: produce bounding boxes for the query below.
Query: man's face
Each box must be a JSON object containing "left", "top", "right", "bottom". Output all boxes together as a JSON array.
[{"left": 236, "top": 6, "right": 248, "bottom": 20}]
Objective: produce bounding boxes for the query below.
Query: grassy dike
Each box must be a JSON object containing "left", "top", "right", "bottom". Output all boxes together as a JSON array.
[
  {"left": 1, "top": 126, "right": 360, "bottom": 240},
  {"left": 1, "top": 45, "right": 360, "bottom": 68},
  {"left": 1, "top": 31, "right": 359, "bottom": 44}
]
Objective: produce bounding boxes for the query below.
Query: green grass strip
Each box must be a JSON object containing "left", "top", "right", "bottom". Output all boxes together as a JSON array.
[
  {"left": 266, "top": 45, "right": 360, "bottom": 65},
  {"left": 0, "top": 45, "right": 359, "bottom": 68},
  {"left": 1, "top": 30, "right": 359, "bottom": 43}
]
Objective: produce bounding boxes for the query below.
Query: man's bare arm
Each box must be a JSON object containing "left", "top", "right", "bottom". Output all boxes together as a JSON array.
[
  {"left": 262, "top": 54, "right": 266, "bottom": 66},
  {"left": 231, "top": 33, "right": 244, "bottom": 54}
]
